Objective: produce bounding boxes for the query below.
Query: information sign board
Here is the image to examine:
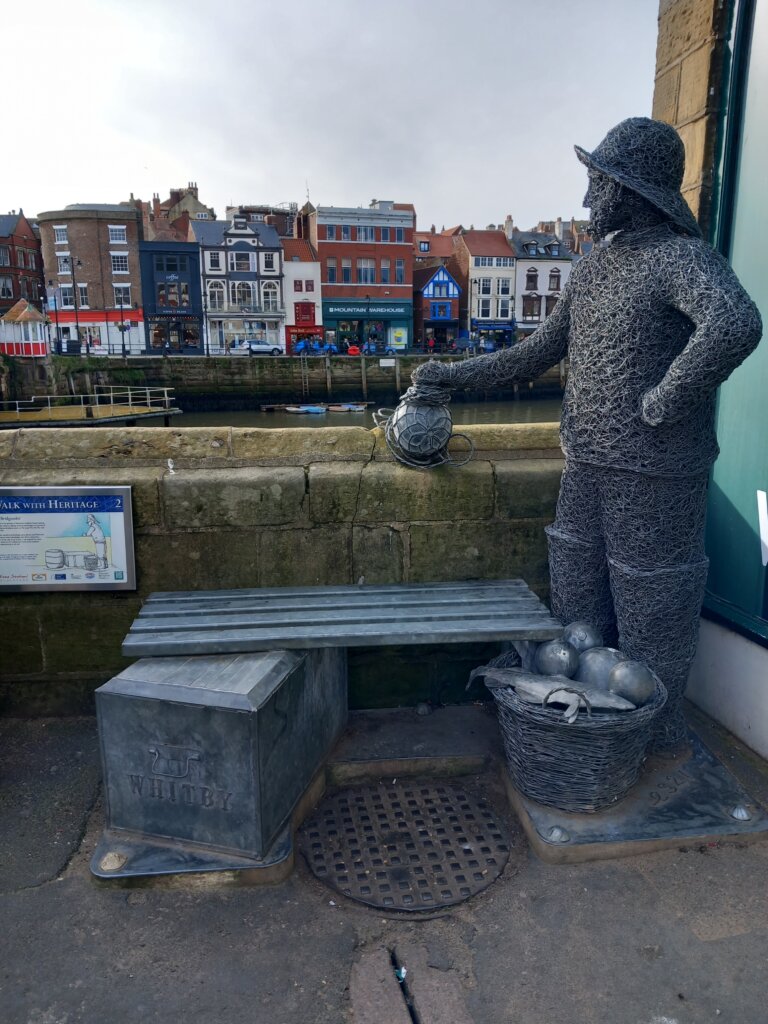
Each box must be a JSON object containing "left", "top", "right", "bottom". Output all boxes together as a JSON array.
[{"left": 0, "top": 486, "right": 136, "bottom": 591}]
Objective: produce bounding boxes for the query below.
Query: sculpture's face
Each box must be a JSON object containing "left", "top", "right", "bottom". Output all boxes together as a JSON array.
[{"left": 583, "top": 170, "right": 632, "bottom": 239}]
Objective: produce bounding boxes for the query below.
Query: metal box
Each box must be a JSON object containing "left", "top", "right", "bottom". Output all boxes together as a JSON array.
[{"left": 94, "top": 648, "right": 347, "bottom": 865}]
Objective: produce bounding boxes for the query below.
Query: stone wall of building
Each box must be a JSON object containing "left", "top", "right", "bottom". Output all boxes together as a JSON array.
[
  {"left": 0, "top": 422, "right": 563, "bottom": 713},
  {"left": 652, "top": 0, "right": 730, "bottom": 237}
]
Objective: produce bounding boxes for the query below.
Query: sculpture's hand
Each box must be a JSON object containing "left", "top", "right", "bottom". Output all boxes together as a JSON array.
[
  {"left": 411, "top": 359, "right": 454, "bottom": 389},
  {"left": 640, "top": 387, "right": 665, "bottom": 427}
]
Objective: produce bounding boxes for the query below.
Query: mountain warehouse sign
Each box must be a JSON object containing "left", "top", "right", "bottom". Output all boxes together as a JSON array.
[{"left": 324, "top": 302, "right": 411, "bottom": 317}]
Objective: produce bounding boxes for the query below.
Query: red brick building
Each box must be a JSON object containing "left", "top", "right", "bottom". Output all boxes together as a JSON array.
[
  {"left": 296, "top": 199, "right": 415, "bottom": 352},
  {"left": 37, "top": 204, "right": 144, "bottom": 355},
  {"left": 0, "top": 212, "right": 44, "bottom": 316}
]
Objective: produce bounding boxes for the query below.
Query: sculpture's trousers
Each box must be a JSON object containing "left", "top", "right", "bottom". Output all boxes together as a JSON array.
[{"left": 545, "top": 460, "right": 709, "bottom": 751}]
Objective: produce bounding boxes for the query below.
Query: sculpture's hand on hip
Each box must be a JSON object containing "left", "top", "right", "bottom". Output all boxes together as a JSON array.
[{"left": 640, "top": 386, "right": 665, "bottom": 427}]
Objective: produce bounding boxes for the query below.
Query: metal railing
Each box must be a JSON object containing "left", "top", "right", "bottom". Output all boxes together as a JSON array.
[{"left": 0, "top": 386, "right": 175, "bottom": 420}]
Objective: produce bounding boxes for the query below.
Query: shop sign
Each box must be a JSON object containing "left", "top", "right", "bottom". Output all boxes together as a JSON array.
[
  {"left": 325, "top": 302, "right": 411, "bottom": 317},
  {"left": 0, "top": 486, "right": 136, "bottom": 592}
]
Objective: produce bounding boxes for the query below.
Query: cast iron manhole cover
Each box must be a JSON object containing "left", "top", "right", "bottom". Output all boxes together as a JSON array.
[{"left": 299, "top": 781, "right": 510, "bottom": 910}]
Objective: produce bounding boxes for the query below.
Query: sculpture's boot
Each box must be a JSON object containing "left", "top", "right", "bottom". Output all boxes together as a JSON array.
[
  {"left": 608, "top": 558, "right": 709, "bottom": 752},
  {"left": 546, "top": 526, "right": 618, "bottom": 646}
]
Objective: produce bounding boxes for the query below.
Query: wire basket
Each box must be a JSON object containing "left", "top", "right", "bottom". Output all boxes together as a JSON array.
[{"left": 492, "top": 678, "right": 667, "bottom": 812}]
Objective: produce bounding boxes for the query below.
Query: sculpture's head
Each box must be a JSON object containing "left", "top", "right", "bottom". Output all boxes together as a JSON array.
[{"left": 575, "top": 117, "right": 701, "bottom": 240}]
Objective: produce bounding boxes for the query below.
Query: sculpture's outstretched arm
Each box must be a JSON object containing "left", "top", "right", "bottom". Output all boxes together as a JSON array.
[
  {"left": 642, "top": 243, "right": 763, "bottom": 426},
  {"left": 412, "top": 282, "right": 572, "bottom": 392}
]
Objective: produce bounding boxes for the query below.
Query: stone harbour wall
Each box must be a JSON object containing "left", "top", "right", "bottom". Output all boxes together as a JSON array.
[{"left": 0, "top": 423, "right": 563, "bottom": 713}]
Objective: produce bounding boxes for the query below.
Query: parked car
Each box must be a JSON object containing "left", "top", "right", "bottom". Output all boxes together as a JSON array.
[{"left": 248, "top": 339, "right": 284, "bottom": 356}]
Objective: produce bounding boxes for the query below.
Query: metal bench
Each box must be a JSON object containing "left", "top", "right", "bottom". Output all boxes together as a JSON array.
[{"left": 121, "top": 578, "right": 561, "bottom": 658}]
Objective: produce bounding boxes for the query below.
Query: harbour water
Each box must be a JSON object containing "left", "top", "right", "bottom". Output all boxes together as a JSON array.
[{"left": 145, "top": 398, "right": 562, "bottom": 430}]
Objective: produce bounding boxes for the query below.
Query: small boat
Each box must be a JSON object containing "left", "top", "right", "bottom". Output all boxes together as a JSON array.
[
  {"left": 284, "top": 405, "right": 328, "bottom": 414},
  {"left": 327, "top": 404, "right": 366, "bottom": 413}
]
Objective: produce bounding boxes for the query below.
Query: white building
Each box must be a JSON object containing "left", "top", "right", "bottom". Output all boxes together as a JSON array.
[
  {"left": 506, "top": 222, "right": 574, "bottom": 335},
  {"left": 453, "top": 230, "right": 517, "bottom": 348},
  {"left": 280, "top": 239, "right": 323, "bottom": 351}
]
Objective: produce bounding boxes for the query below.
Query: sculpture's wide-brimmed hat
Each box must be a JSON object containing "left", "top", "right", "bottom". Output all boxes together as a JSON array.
[{"left": 575, "top": 117, "right": 701, "bottom": 237}]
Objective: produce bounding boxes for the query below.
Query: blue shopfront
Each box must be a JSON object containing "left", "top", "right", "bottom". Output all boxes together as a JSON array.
[
  {"left": 139, "top": 242, "right": 203, "bottom": 354},
  {"left": 323, "top": 300, "right": 412, "bottom": 353},
  {"left": 470, "top": 318, "right": 517, "bottom": 349}
]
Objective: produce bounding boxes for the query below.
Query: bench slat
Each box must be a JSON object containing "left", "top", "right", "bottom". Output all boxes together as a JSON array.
[{"left": 123, "top": 615, "right": 561, "bottom": 656}]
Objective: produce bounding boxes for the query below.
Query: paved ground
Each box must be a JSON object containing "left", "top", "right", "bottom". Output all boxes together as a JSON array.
[{"left": 2, "top": 710, "right": 768, "bottom": 1024}]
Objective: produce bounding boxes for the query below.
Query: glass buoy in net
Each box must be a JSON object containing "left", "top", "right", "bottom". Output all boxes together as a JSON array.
[{"left": 389, "top": 402, "right": 453, "bottom": 462}]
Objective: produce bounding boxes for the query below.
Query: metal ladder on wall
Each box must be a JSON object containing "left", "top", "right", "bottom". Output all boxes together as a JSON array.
[{"left": 299, "top": 355, "right": 311, "bottom": 397}]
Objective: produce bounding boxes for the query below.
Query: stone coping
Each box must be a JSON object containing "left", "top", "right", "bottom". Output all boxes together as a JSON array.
[{"left": 0, "top": 422, "right": 562, "bottom": 466}]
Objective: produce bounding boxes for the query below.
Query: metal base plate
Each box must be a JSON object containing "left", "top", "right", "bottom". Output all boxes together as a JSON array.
[
  {"left": 506, "top": 730, "right": 768, "bottom": 863},
  {"left": 298, "top": 781, "right": 510, "bottom": 911},
  {"left": 90, "top": 824, "right": 292, "bottom": 880}
]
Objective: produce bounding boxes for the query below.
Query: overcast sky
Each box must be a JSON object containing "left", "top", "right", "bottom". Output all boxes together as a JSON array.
[{"left": 8, "top": 0, "right": 658, "bottom": 232}]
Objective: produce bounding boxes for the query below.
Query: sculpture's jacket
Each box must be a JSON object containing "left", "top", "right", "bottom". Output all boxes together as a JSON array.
[{"left": 446, "top": 224, "right": 762, "bottom": 476}]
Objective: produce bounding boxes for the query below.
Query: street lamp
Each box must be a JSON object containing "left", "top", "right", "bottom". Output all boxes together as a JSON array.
[
  {"left": 202, "top": 285, "right": 210, "bottom": 356},
  {"left": 69, "top": 257, "right": 84, "bottom": 354},
  {"left": 46, "top": 279, "right": 61, "bottom": 354}
]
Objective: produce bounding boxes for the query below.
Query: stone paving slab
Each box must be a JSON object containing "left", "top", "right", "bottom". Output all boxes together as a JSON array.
[{"left": 0, "top": 717, "right": 100, "bottom": 891}]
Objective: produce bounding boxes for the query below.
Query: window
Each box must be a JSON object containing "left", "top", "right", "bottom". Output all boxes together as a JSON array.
[
  {"left": 550, "top": 244, "right": 560, "bottom": 257},
  {"left": 231, "top": 281, "right": 254, "bottom": 306},
  {"left": 495, "top": 256, "right": 513, "bottom": 267},
  {"left": 327, "top": 258, "right": 337, "bottom": 283},
  {"left": 497, "top": 277, "right": 511, "bottom": 295},
  {"left": 114, "top": 285, "right": 131, "bottom": 307},
  {"left": 154, "top": 256, "right": 165, "bottom": 271},
  {"left": 381, "top": 227, "right": 390, "bottom": 242},
  {"left": 527, "top": 243, "right": 538, "bottom": 255},
  {"left": 480, "top": 277, "right": 492, "bottom": 295},
  {"left": 358, "top": 225, "right": 375, "bottom": 242},
  {"left": 208, "top": 281, "right": 225, "bottom": 310},
  {"left": 263, "top": 252, "right": 275, "bottom": 271},
  {"left": 522, "top": 295, "right": 541, "bottom": 320},
  {"left": 326, "top": 225, "right": 337, "bottom": 240},
  {"left": 419, "top": 241, "right": 430, "bottom": 252},
  {"left": 294, "top": 280, "right": 304, "bottom": 292},
  {"left": 432, "top": 281, "right": 448, "bottom": 297},
  {"left": 53, "top": 226, "right": 68, "bottom": 244},
  {"left": 262, "top": 282, "right": 279, "bottom": 311},
  {"left": 78, "top": 284, "right": 89, "bottom": 307},
  {"left": 19, "top": 277, "right": 29, "bottom": 299},
  {"left": 195, "top": 212, "right": 209, "bottom": 220},
  {"left": 474, "top": 256, "right": 493, "bottom": 267},
  {"left": 395, "top": 227, "right": 404, "bottom": 243},
  {"left": 480, "top": 298, "right": 491, "bottom": 318},
  {"left": 342, "top": 259, "right": 352, "bottom": 284},
  {"left": 548, "top": 269, "right": 561, "bottom": 291},
  {"left": 0, "top": 276, "right": 12, "bottom": 298},
  {"left": 0, "top": 246, "right": 9, "bottom": 266},
  {"left": 545, "top": 294, "right": 559, "bottom": 316},
  {"left": 525, "top": 268, "right": 539, "bottom": 291},
  {"left": 111, "top": 254, "right": 129, "bottom": 274},
  {"left": 341, "top": 225, "right": 351, "bottom": 241},
  {"left": 60, "top": 285, "right": 74, "bottom": 307},
  {"left": 108, "top": 225, "right": 127, "bottom": 244},
  {"left": 395, "top": 259, "right": 405, "bottom": 284},
  {"left": 58, "top": 255, "right": 71, "bottom": 274},
  {"left": 498, "top": 298, "right": 510, "bottom": 318},
  {"left": 28, "top": 252, "right": 36, "bottom": 269},
  {"left": 357, "top": 258, "right": 375, "bottom": 284},
  {"left": 380, "top": 259, "right": 390, "bottom": 284},
  {"left": 208, "top": 251, "right": 221, "bottom": 270},
  {"left": 305, "top": 279, "right": 314, "bottom": 292},
  {"left": 17, "top": 250, "right": 25, "bottom": 268},
  {"left": 30, "top": 281, "right": 39, "bottom": 301},
  {"left": 430, "top": 302, "right": 450, "bottom": 319},
  {"left": 228, "top": 251, "right": 252, "bottom": 272}
]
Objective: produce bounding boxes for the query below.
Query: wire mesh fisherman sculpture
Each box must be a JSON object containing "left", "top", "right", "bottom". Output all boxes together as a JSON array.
[{"left": 412, "top": 118, "right": 763, "bottom": 751}]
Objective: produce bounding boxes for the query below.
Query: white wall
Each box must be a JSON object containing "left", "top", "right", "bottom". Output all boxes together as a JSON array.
[{"left": 687, "top": 619, "right": 768, "bottom": 759}]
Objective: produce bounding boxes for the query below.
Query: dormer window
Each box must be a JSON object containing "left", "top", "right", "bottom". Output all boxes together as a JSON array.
[
  {"left": 233, "top": 216, "right": 247, "bottom": 230},
  {"left": 550, "top": 244, "right": 559, "bottom": 256},
  {"left": 527, "top": 243, "right": 537, "bottom": 256},
  {"left": 419, "top": 241, "right": 430, "bottom": 252}
]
